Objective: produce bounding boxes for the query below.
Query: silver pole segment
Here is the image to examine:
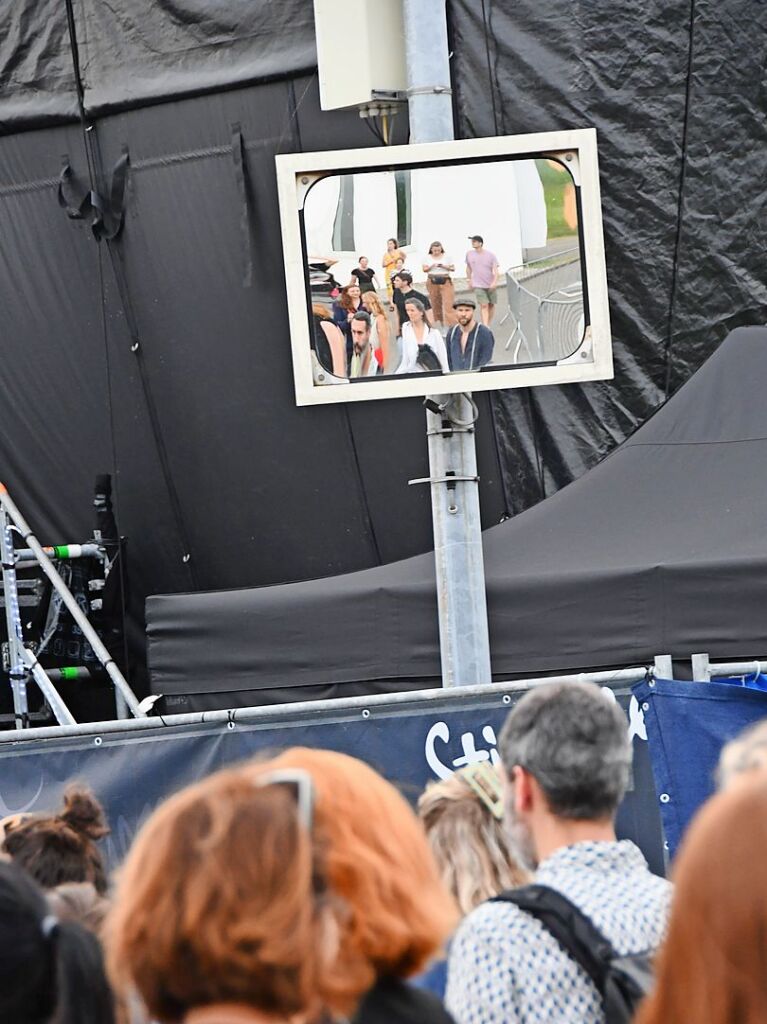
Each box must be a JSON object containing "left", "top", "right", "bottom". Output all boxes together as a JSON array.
[
  {"left": 14, "top": 543, "right": 103, "bottom": 563},
  {"left": 402, "top": 0, "right": 492, "bottom": 687},
  {"left": 402, "top": 0, "right": 454, "bottom": 144},
  {"left": 18, "top": 645, "right": 77, "bottom": 726},
  {"left": 708, "top": 659, "right": 767, "bottom": 678},
  {"left": 0, "top": 485, "right": 145, "bottom": 718},
  {"left": 653, "top": 654, "right": 673, "bottom": 680},
  {"left": 0, "top": 509, "right": 29, "bottom": 728},
  {"left": 691, "top": 652, "right": 711, "bottom": 682}
]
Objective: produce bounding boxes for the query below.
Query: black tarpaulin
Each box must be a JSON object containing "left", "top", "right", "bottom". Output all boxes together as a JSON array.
[
  {"left": 450, "top": 0, "right": 767, "bottom": 512},
  {"left": 0, "top": 2, "right": 766, "bottom": 699},
  {"left": 73, "top": 0, "right": 318, "bottom": 116},
  {"left": 0, "top": 1, "right": 80, "bottom": 130},
  {"left": 0, "top": 1, "right": 317, "bottom": 130},
  {"left": 147, "top": 327, "right": 767, "bottom": 696}
]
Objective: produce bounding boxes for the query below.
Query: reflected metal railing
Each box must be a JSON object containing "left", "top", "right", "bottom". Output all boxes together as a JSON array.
[{"left": 501, "top": 248, "right": 582, "bottom": 363}]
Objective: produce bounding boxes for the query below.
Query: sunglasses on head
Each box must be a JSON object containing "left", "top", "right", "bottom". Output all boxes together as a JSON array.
[{"left": 255, "top": 768, "right": 314, "bottom": 831}]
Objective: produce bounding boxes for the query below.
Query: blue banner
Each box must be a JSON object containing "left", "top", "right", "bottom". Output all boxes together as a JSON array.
[
  {"left": 634, "top": 677, "right": 767, "bottom": 857},
  {"left": 0, "top": 686, "right": 665, "bottom": 873}
]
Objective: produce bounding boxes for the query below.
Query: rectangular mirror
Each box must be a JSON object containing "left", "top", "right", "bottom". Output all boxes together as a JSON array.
[{"left": 277, "top": 129, "right": 612, "bottom": 405}]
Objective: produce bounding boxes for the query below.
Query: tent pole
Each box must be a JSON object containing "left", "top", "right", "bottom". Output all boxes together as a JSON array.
[
  {"left": 403, "top": 0, "right": 492, "bottom": 688},
  {"left": 0, "top": 507, "right": 30, "bottom": 728}
]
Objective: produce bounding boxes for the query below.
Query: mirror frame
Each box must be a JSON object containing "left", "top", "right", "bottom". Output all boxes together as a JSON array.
[{"left": 276, "top": 128, "right": 612, "bottom": 406}]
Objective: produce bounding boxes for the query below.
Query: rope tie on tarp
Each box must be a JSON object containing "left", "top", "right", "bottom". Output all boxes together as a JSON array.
[
  {"left": 93, "top": 147, "right": 130, "bottom": 241},
  {"left": 57, "top": 149, "right": 130, "bottom": 240},
  {"left": 231, "top": 123, "right": 254, "bottom": 288},
  {"left": 57, "top": 156, "right": 91, "bottom": 219}
]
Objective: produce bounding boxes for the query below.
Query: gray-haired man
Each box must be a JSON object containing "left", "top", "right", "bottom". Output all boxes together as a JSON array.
[{"left": 446, "top": 682, "right": 671, "bottom": 1024}]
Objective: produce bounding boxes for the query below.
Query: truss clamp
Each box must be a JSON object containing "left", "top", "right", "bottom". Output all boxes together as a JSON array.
[
  {"left": 408, "top": 474, "right": 480, "bottom": 486},
  {"left": 427, "top": 426, "right": 474, "bottom": 437},
  {"left": 407, "top": 85, "right": 452, "bottom": 97}
]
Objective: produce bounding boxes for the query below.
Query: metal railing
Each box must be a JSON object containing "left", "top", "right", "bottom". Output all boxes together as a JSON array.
[{"left": 501, "top": 248, "right": 583, "bottom": 363}]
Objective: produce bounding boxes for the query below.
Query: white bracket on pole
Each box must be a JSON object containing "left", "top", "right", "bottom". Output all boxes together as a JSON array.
[
  {"left": 653, "top": 654, "right": 673, "bottom": 680},
  {"left": 691, "top": 652, "right": 711, "bottom": 682}
]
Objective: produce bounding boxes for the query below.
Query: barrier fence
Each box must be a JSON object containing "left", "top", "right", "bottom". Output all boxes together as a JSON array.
[{"left": 0, "top": 669, "right": 666, "bottom": 874}]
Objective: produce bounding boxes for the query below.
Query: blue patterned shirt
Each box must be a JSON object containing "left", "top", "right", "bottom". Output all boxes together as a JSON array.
[{"left": 446, "top": 840, "right": 672, "bottom": 1024}]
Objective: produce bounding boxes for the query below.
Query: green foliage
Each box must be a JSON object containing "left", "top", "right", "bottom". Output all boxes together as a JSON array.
[{"left": 535, "top": 158, "right": 575, "bottom": 239}]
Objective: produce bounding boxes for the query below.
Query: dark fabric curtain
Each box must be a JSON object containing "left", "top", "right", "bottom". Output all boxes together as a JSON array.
[
  {"left": 449, "top": 0, "right": 767, "bottom": 510},
  {"left": 0, "top": 1, "right": 764, "bottom": 694}
]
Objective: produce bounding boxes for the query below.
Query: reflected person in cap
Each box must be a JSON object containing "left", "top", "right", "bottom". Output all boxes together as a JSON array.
[{"left": 445, "top": 298, "right": 494, "bottom": 371}]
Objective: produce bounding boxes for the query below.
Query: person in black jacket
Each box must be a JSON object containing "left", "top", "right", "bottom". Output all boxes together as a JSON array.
[{"left": 392, "top": 271, "right": 435, "bottom": 334}]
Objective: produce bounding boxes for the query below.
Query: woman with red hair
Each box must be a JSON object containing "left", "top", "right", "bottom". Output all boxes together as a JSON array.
[
  {"left": 636, "top": 771, "right": 767, "bottom": 1024},
  {"left": 106, "top": 748, "right": 457, "bottom": 1024}
]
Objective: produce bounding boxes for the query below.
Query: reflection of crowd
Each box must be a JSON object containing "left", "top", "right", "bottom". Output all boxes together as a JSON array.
[{"left": 310, "top": 233, "right": 500, "bottom": 380}]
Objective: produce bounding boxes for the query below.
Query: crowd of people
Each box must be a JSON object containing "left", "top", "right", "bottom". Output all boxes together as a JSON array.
[
  {"left": 311, "top": 235, "right": 500, "bottom": 380},
  {"left": 2, "top": 679, "right": 766, "bottom": 1024}
]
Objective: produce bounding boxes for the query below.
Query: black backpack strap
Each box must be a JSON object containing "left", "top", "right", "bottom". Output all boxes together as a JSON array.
[{"left": 492, "top": 885, "right": 616, "bottom": 995}]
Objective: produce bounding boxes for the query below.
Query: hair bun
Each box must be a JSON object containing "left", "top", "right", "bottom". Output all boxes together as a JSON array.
[{"left": 59, "top": 786, "right": 109, "bottom": 841}]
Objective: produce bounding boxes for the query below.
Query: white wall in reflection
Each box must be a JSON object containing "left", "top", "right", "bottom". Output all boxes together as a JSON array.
[{"left": 304, "top": 160, "right": 548, "bottom": 285}]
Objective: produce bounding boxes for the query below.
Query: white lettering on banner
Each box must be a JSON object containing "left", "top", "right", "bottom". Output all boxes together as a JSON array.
[
  {"left": 628, "top": 695, "right": 648, "bottom": 742},
  {"left": 603, "top": 686, "right": 647, "bottom": 742},
  {"left": 425, "top": 720, "right": 502, "bottom": 779},
  {"left": 424, "top": 697, "right": 646, "bottom": 780},
  {"left": 0, "top": 773, "right": 45, "bottom": 817}
]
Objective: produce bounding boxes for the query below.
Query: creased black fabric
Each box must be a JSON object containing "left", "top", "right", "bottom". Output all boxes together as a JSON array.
[
  {"left": 0, "top": 0, "right": 80, "bottom": 131},
  {"left": 147, "top": 328, "right": 767, "bottom": 696},
  {"left": 0, "top": 0, "right": 316, "bottom": 130},
  {"left": 71, "top": 0, "right": 317, "bottom": 116},
  {"left": 449, "top": 0, "right": 767, "bottom": 511}
]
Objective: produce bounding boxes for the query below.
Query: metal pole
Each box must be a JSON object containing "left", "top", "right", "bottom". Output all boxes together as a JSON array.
[
  {"left": 0, "top": 508, "right": 29, "bottom": 728},
  {"left": 14, "top": 543, "right": 103, "bottom": 563},
  {"left": 18, "top": 645, "right": 78, "bottom": 726},
  {"left": 0, "top": 484, "right": 145, "bottom": 718},
  {"left": 402, "top": 0, "right": 492, "bottom": 687}
]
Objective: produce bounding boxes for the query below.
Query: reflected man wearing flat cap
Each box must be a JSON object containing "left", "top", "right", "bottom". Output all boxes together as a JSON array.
[{"left": 446, "top": 299, "right": 495, "bottom": 371}]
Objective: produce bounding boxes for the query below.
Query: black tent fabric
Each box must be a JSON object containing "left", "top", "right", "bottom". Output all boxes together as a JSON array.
[
  {"left": 148, "top": 326, "right": 767, "bottom": 699},
  {"left": 0, "top": 2, "right": 765, "bottom": 698},
  {"left": 450, "top": 0, "right": 767, "bottom": 509}
]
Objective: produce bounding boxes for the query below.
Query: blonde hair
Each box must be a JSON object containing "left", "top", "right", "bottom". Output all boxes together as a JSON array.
[
  {"left": 361, "top": 291, "right": 385, "bottom": 317},
  {"left": 418, "top": 771, "right": 529, "bottom": 915}
]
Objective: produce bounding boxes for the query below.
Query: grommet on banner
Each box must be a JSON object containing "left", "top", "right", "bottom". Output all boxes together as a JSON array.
[{"left": 660, "top": 793, "right": 670, "bottom": 804}]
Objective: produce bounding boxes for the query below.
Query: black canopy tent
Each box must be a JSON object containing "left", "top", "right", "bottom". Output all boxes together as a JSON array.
[{"left": 147, "top": 326, "right": 767, "bottom": 706}]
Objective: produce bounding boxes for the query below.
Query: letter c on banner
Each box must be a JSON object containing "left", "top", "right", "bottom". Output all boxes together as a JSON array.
[
  {"left": 425, "top": 721, "right": 453, "bottom": 780},
  {"left": 0, "top": 773, "right": 45, "bottom": 817}
]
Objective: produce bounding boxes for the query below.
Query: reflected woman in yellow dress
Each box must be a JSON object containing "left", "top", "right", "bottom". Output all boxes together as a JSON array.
[{"left": 382, "top": 237, "right": 406, "bottom": 300}]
